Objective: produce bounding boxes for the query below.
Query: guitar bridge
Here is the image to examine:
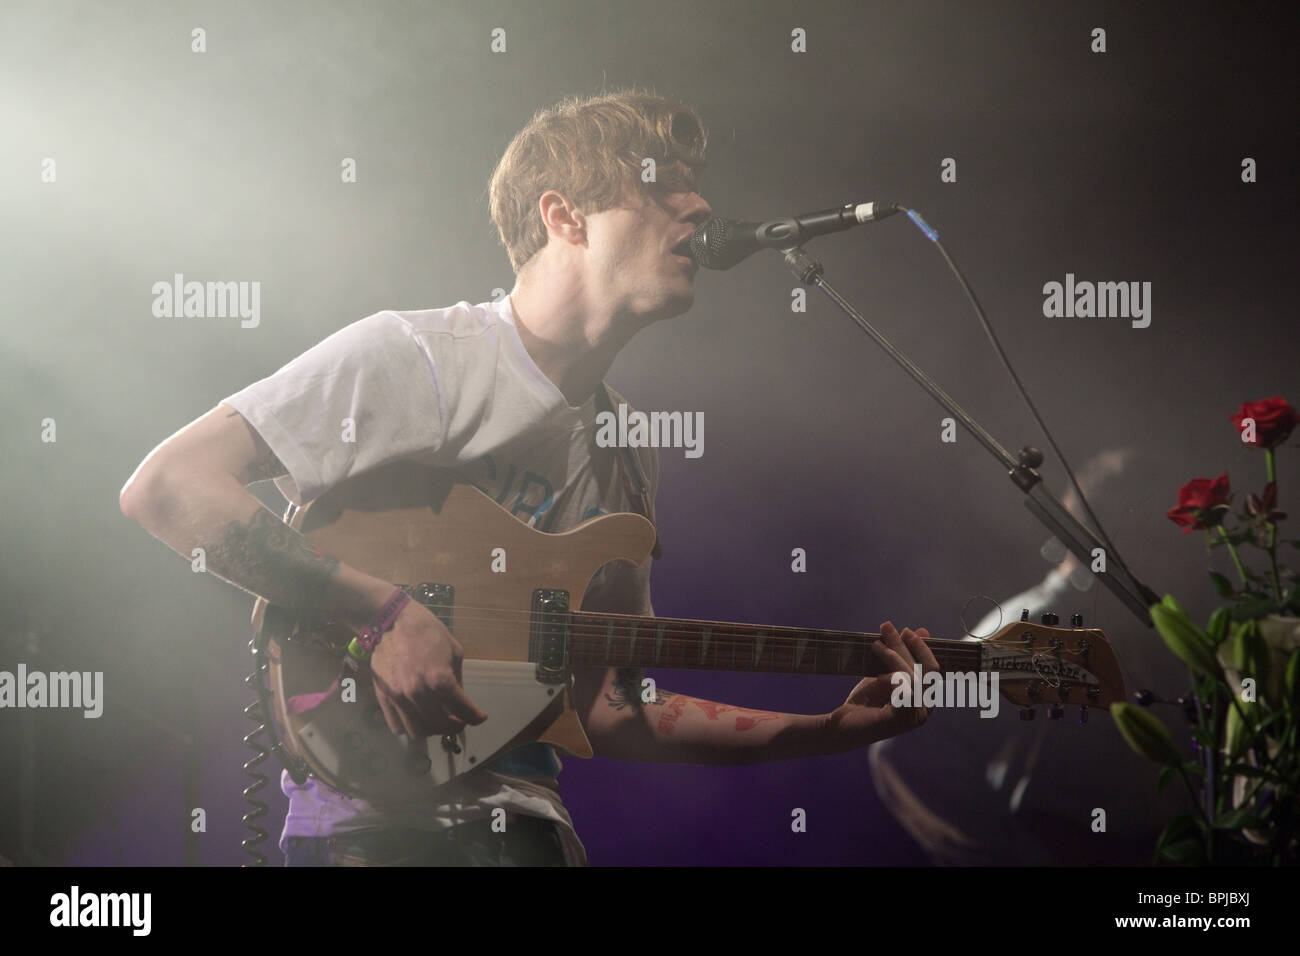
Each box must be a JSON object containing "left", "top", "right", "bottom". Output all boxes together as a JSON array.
[{"left": 530, "top": 589, "right": 570, "bottom": 684}]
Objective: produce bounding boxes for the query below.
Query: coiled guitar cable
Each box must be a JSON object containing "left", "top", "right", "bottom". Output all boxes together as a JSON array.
[
  {"left": 241, "top": 631, "right": 274, "bottom": 866},
  {"left": 242, "top": 501, "right": 312, "bottom": 866}
]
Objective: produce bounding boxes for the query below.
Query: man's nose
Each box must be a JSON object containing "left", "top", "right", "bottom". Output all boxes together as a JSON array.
[{"left": 684, "top": 192, "right": 712, "bottom": 224}]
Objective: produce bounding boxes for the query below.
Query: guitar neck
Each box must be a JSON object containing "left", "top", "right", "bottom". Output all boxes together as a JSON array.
[{"left": 568, "top": 611, "right": 981, "bottom": 676}]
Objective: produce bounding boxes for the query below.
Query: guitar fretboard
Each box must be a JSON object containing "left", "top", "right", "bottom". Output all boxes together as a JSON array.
[{"left": 567, "top": 611, "right": 983, "bottom": 676}]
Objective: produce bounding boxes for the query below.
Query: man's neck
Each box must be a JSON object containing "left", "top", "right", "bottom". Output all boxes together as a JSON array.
[{"left": 507, "top": 278, "right": 642, "bottom": 408}]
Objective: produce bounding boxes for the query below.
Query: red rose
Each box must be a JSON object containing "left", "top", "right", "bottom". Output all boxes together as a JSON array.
[
  {"left": 1231, "top": 397, "right": 1300, "bottom": 449},
  {"left": 1167, "top": 472, "right": 1232, "bottom": 534}
]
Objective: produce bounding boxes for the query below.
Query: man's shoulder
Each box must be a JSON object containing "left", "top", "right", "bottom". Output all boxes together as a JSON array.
[{"left": 383, "top": 299, "right": 509, "bottom": 341}]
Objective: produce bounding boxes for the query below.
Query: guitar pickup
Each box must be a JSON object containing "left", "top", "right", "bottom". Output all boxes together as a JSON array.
[
  {"left": 530, "top": 589, "right": 570, "bottom": 684},
  {"left": 400, "top": 582, "right": 455, "bottom": 631}
]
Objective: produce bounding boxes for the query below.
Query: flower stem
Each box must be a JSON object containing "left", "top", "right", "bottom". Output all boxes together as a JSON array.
[
  {"left": 1264, "top": 449, "right": 1283, "bottom": 603},
  {"left": 1216, "top": 526, "right": 1249, "bottom": 586}
]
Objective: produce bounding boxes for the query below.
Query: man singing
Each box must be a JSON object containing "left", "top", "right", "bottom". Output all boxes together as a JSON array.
[{"left": 119, "top": 88, "right": 939, "bottom": 866}]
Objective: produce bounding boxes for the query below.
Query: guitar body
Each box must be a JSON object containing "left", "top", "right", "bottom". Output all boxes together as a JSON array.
[{"left": 252, "top": 461, "right": 657, "bottom": 804}]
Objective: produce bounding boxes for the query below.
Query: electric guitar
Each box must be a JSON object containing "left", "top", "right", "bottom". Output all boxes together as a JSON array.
[{"left": 253, "top": 461, "right": 1127, "bottom": 805}]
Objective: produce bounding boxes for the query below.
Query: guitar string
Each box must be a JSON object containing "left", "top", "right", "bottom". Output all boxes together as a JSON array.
[
  {"left": 309, "top": 602, "right": 1066, "bottom": 653},
  {"left": 288, "top": 609, "right": 1001, "bottom": 669},
  {"left": 303, "top": 605, "right": 989, "bottom": 654}
]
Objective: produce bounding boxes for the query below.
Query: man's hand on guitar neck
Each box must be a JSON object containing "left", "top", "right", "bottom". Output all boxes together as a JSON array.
[
  {"left": 572, "top": 621, "right": 941, "bottom": 764},
  {"left": 821, "top": 621, "right": 941, "bottom": 749},
  {"left": 365, "top": 600, "right": 489, "bottom": 740}
]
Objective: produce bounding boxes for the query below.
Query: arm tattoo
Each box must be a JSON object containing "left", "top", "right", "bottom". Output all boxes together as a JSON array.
[
  {"left": 225, "top": 410, "right": 287, "bottom": 484},
  {"left": 203, "top": 507, "right": 339, "bottom": 609},
  {"left": 657, "top": 697, "right": 784, "bottom": 736},
  {"left": 604, "top": 667, "right": 675, "bottom": 710},
  {"left": 237, "top": 447, "right": 287, "bottom": 484}
]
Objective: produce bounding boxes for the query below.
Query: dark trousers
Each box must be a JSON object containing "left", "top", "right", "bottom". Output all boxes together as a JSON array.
[{"left": 283, "top": 815, "right": 571, "bottom": 866}]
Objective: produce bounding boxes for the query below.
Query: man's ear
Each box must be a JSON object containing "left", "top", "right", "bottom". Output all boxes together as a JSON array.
[{"left": 538, "top": 190, "right": 586, "bottom": 247}]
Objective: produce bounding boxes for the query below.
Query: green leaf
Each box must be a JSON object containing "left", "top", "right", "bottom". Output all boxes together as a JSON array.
[
  {"left": 1161, "top": 594, "right": 1190, "bottom": 618},
  {"left": 1156, "top": 814, "right": 1206, "bottom": 864},
  {"left": 1219, "top": 763, "right": 1276, "bottom": 780},
  {"left": 1209, "top": 571, "right": 1235, "bottom": 597},
  {"left": 1191, "top": 726, "right": 1216, "bottom": 749},
  {"left": 1151, "top": 603, "right": 1222, "bottom": 678},
  {"left": 1157, "top": 766, "right": 1179, "bottom": 793},
  {"left": 1230, "top": 595, "right": 1278, "bottom": 621},
  {"left": 1224, "top": 700, "right": 1257, "bottom": 758},
  {"left": 1232, "top": 626, "right": 1271, "bottom": 688},
  {"left": 1111, "top": 702, "right": 1184, "bottom": 766},
  {"left": 1207, "top": 605, "right": 1232, "bottom": 644},
  {"left": 1214, "top": 806, "right": 1264, "bottom": 830},
  {"left": 1287, "top": 648, "right": 1300, "bottom": 709}
]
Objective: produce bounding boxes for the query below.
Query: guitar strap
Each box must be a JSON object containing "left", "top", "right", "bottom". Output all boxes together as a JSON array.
[{"left": 594, "top": 383, "right": 662, "bottom": 560}]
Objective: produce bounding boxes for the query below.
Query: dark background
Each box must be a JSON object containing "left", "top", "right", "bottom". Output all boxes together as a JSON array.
[{"left": 1, "top": 0, "right": 1295, "bottom": 866}]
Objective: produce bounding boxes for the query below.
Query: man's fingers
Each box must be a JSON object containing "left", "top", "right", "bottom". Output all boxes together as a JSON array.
[
  {"left": 441, "top": 682, "right": 489, "bottom": 725},
  {"left": 881, "top": 621, "right": 918, "bottom": 672},
  {"left": 870, "top": 638, "right": 911, "bottom": 676},
  {"left": 905, "top": 626, "right": 942, "bottom": 672},
  {"left": 376, "top": 689, "right": 404, "bottom": 737}
]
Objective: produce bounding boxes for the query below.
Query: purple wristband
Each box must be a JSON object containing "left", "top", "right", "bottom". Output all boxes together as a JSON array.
[{"left": 352, "top": 588, "right": 411, "bottom": 656}]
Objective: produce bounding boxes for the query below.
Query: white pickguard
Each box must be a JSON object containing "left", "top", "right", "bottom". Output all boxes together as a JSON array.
[{"left": 292, "top": 660, "right": 564, "bottom": 803}]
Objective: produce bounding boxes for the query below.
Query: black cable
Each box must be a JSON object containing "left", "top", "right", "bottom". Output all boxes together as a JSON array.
[{"left": 903, "top": 206, "right": 1122, "bottom": 566}]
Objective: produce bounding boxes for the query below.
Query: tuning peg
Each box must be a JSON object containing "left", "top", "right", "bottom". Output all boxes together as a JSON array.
[
  {"left": 1071, "top": 613, "right": 1083, "bottom": 627},
  {"left": 1020, "top": 608, "right": 1030, "bottom": 622},
  {"left": 1078, "top": 705, "right": 1089, "bottom": 724},
  {"left": 1019, "top": 707, "right": 1035, "bottom": 721},
  {"left": 1133, "top": 689, "right": 1157, "bottom": 706},
  {"left": 1040, "top": 612, "right": 1059, "bottom": 625},
  {"left": 1047, "top": 703, "right": 1064, "bottom": 720}
]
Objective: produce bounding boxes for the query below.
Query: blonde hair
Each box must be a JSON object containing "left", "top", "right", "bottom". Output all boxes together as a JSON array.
[{"left": 488, "top": 87, "right": 709, "bottom": 274}]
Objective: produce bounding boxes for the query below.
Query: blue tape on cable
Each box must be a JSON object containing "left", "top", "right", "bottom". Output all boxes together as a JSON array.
[{"left": 906, "top": 209, "right": 939, "bottom": 242}]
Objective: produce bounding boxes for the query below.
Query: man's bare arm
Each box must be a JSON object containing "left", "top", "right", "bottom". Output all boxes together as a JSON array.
[
  {"left": 572, "top": 666, "right": 825, "bottom": 765},
  {"left": 570, "top": 623, "right": 939, "bottom": 764},
  {"left": 119, "top": 403, "right": 488, "bottom": 738},
  {"left": 118, "top": 403, "right": 389, "bottom": 621}
]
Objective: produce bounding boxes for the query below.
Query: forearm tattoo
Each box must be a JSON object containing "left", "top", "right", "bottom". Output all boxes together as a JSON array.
[
  {"left": 604, "top": 667, "right": 676, "bottom": 710},
  {"left": 204, "top": 507, "right": 340, "bottom": 609}
]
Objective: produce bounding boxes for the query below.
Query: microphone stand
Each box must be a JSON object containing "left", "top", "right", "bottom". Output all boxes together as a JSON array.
[{"left": 780, "top": 245, "right": 1161, "bottom": 629}]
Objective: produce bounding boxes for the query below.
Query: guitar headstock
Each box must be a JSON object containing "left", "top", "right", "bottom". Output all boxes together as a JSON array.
[{"left": 982, "top": 612, "right": 1127, "bottom": 721}]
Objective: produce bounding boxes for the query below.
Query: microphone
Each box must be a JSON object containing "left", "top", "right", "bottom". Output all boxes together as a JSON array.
[{"left": 689, "top": 201, "right": 903, "bottom": 271}]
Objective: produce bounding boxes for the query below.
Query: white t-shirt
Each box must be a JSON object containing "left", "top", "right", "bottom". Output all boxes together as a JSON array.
[{"left": 221, "top": 294, "right": 659, "bottom": 865}]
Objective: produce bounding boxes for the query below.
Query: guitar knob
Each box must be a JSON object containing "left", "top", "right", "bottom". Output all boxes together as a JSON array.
[
  {"left": 1019, "top": 707, "right": 1035, "bottom": 721},
  {"left": 1048, "top": 703, "right": 1064, "bottom": 720},
  {"left": 1078, "top": 705, "right": 1089, "bottom": 724}
]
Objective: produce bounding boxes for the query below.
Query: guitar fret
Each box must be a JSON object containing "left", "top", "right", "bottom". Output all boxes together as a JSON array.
[
  {"left": 654, "top": 622, "right": 666, "bottom": 664},
  {"left": 627, "top": 620, "right": 638, "bottom": 663},
  {"left": 795, "top": 635, "right": 808, "bottom": 670},
  {"left": 605, "top": 619, "right": 614, "bottom": 663},
  {"left": 838, "top": 640, "right": 853, "bottom": 673},
  {"left": 699, "top": 627, "right": 711, "bottom": 665},
  {"left": 753, "top": 632, "right": 767, "bottom": 670}
]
